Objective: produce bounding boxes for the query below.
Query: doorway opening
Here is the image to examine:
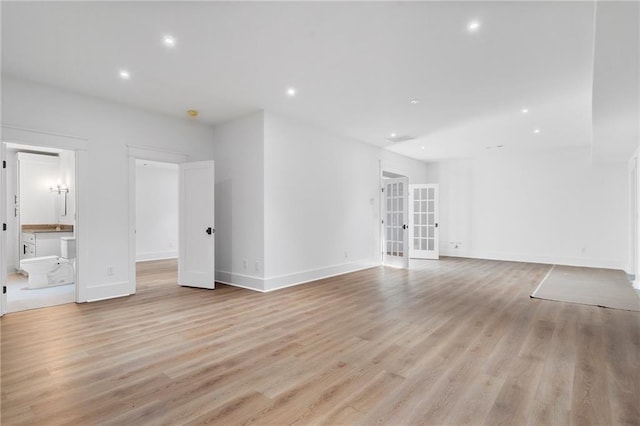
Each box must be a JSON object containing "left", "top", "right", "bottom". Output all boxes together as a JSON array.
[
  {"left": 128, "top": 147, "right": 215, "bottom": 293},
  {"left": 4, "top": 143, "right": 77, "bottom": 313},
  {"left": 134, "top": 159, "right": 179, "bottom": 292}
]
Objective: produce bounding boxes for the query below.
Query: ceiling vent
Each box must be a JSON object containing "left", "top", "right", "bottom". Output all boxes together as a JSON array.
[{"left": 386, "top": 135, "right": 414, "bottom": 143}]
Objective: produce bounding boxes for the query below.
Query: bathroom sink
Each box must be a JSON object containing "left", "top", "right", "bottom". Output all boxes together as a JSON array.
[{"left": 21, "top": 224, "right": 74, "bottom": 233}]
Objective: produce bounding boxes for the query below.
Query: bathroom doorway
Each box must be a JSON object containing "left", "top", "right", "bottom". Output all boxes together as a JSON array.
[{"left": 3, "top": 143, "right": 77, "bottom": 312}]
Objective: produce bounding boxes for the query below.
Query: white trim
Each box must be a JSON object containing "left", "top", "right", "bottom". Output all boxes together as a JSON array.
[
  {"left": 128, "top": 157, "right": 136, "bottom": 298},
  {"left": 215, "top": 271, "right": 264, "bottom": 291},
  {"left": 84, "top": 280, "right": 132, "bottom": 301},
  {"left": 216, "top": 261, "right": 380, "bottom": 292},
  {"left": 128, "top": 145, "right": 190, "bottom": 164},
  {"left": 441, "top": 249, "right": 626, "bottom": 271},
  {"left": 629, "top": 149, "right": 640, "bottom": 282},
  {"left": 1, "top": 124, "right": 88, "bottom": 150},
  {"left": 264, "top": 261, "right": 379, "bottom": 291}
]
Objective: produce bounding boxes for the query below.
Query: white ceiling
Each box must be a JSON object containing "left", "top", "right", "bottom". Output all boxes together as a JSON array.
[{"left": 1, "top": 1, "right": 636, "bottom": 162}]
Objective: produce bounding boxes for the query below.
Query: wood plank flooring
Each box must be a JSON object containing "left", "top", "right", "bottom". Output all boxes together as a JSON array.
[{"left": 1, "top": 257, "right": 639, "bottom": 425}]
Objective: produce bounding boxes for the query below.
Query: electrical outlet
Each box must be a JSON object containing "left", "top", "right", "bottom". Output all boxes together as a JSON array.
[
  {"left": 107, "top": 266, "right": 114, "bottom": 276},
  {"left": 255, "top": 261, "right": 260, "bottom": 272},
  {"left": 344, "top": 251, "right": 348, "bottom": 258},
  {"left": 243, "top": 259, "right": 248, "bottom": 270}
]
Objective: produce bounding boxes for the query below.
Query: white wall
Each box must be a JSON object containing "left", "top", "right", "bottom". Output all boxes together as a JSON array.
[
  {"left": 2, "top": 76, "right": 215, "bottom": 302},
  {"left": 426, "top": 147, "right": 628, "bottom": 270},
  {"left": 263, "top": 112, "right": 430, "bottom": 290},
  {"left": 135, "top": 161, "right": 178, "bottom": 261},
  {"left": 211, "top": 111, "right": 265, "bottom": 290},
  {"left": 209, "top": 111, "right": 430, "bottom": 291},
  {"left": 17, "top": 152, "right": 58, "bottom": 224}
]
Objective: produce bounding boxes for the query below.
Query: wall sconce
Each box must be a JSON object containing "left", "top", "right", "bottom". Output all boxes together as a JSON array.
[
  {"left": 50, "top": 184, "right": 69, "bottom": 216},
  {"left": 49, "top": 184, "right": 69, "bottom": 194}
]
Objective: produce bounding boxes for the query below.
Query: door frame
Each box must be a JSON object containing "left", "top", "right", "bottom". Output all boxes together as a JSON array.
[
  {"left": 127, "top": 145, "right": 190, "bottom": 292},
  {"left": 630, "top": 154, "right": 640, "bottom": 289},
  {"left": 1, "top": 125, "right": 88, "bottom": 315}
]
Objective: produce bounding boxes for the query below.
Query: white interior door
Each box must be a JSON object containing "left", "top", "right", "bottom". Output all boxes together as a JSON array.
[
  {"left": 1, "top": 143, "right": 6, "bottom": 315},
  {"left": 383, "top": 177, "right": 409, "bottom": 268},
  {"left": 410, "top": 184, "right": 439, "bottom": 259},
  {"left": 179, "top": 161, "right": 215, "bottom": 289}
]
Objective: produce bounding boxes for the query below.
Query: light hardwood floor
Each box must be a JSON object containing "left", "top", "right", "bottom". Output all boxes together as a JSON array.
[{"left": 1, "top": 258, "right": 639, "bottom": 425}]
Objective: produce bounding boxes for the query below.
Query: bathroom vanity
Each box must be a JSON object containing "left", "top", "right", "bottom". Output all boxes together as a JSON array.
[{"left": 21, "top": 224, "right": 74, "bottom": 259}]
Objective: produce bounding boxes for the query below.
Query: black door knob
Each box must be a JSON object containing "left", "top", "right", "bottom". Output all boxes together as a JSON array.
[{"left": 206, "top": 227, "right": 212, "bottom": 235}]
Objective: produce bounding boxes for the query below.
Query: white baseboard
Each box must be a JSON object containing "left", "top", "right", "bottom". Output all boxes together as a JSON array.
[
  {"left": 215, "top": 271, "right": 264, "bottom": 291},
  {"left": 81, "top": 280, "right": 133, "bottom": 303},
  {"left": 440, "top": 249, "right": 626, "bottom": 270},
  {"left": 262, "top": 261, "right": 379, "bottom": 291},
  {"left": 136, "top": 251, "right": 178, "bottom": 262},
  {"left": 216, "top": 260, "right": 380, "bottom": 292}
]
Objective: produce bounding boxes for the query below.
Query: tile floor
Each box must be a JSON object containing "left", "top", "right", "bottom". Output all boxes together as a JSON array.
[{"left": 6, "top": 272, "right": 75, "bottom": 313}]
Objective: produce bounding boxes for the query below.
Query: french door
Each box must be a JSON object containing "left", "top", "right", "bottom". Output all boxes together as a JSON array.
[
  {"left": 409, "top": 184, "right": 439, "bottom": 259},
  {"left": 383, "top": 177, "right": 409, "bottom": 268}
]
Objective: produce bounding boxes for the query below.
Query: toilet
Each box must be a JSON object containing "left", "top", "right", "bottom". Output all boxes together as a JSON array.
[{"left": 20, "top": 237, "right": 76, "bottom": 289}]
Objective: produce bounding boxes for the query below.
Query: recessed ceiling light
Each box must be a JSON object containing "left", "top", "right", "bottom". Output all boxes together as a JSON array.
[
  {"left": 533, "top": 129, "right": 541, "bottom": 134},
  {"left": 286, "top": 87, "right": 296, "bottom": 97},
  {"left": 187, "top": 109, "right": 199, "bottom": 117},
  {"left": 521, "top": 108, "right": 529, "bottom": 114},
  {"left": 119, "top": 70, "right": 131, "bottom": 80},
  {"left": 390, "top": 133, "right": 397, "bottom": 138},
  {"left": 467, "top": 20, "right": 481, "bottom": 32},
  {"left": 163, "top": 35, "right": 177, "bottom": 48},
  {"left": 410, "top": 99, "right": 420, "bottom": 105},
  {"left": 421, "top": 146, "right": 425, "bottom": 150}
]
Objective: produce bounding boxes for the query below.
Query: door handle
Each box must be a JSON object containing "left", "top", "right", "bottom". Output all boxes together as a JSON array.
[
  {"left": 402, "top": 224, "right": 408, "bottom": 230},
  {"left": 206, "top": 227, "right": 214, "bottom": 235}
]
